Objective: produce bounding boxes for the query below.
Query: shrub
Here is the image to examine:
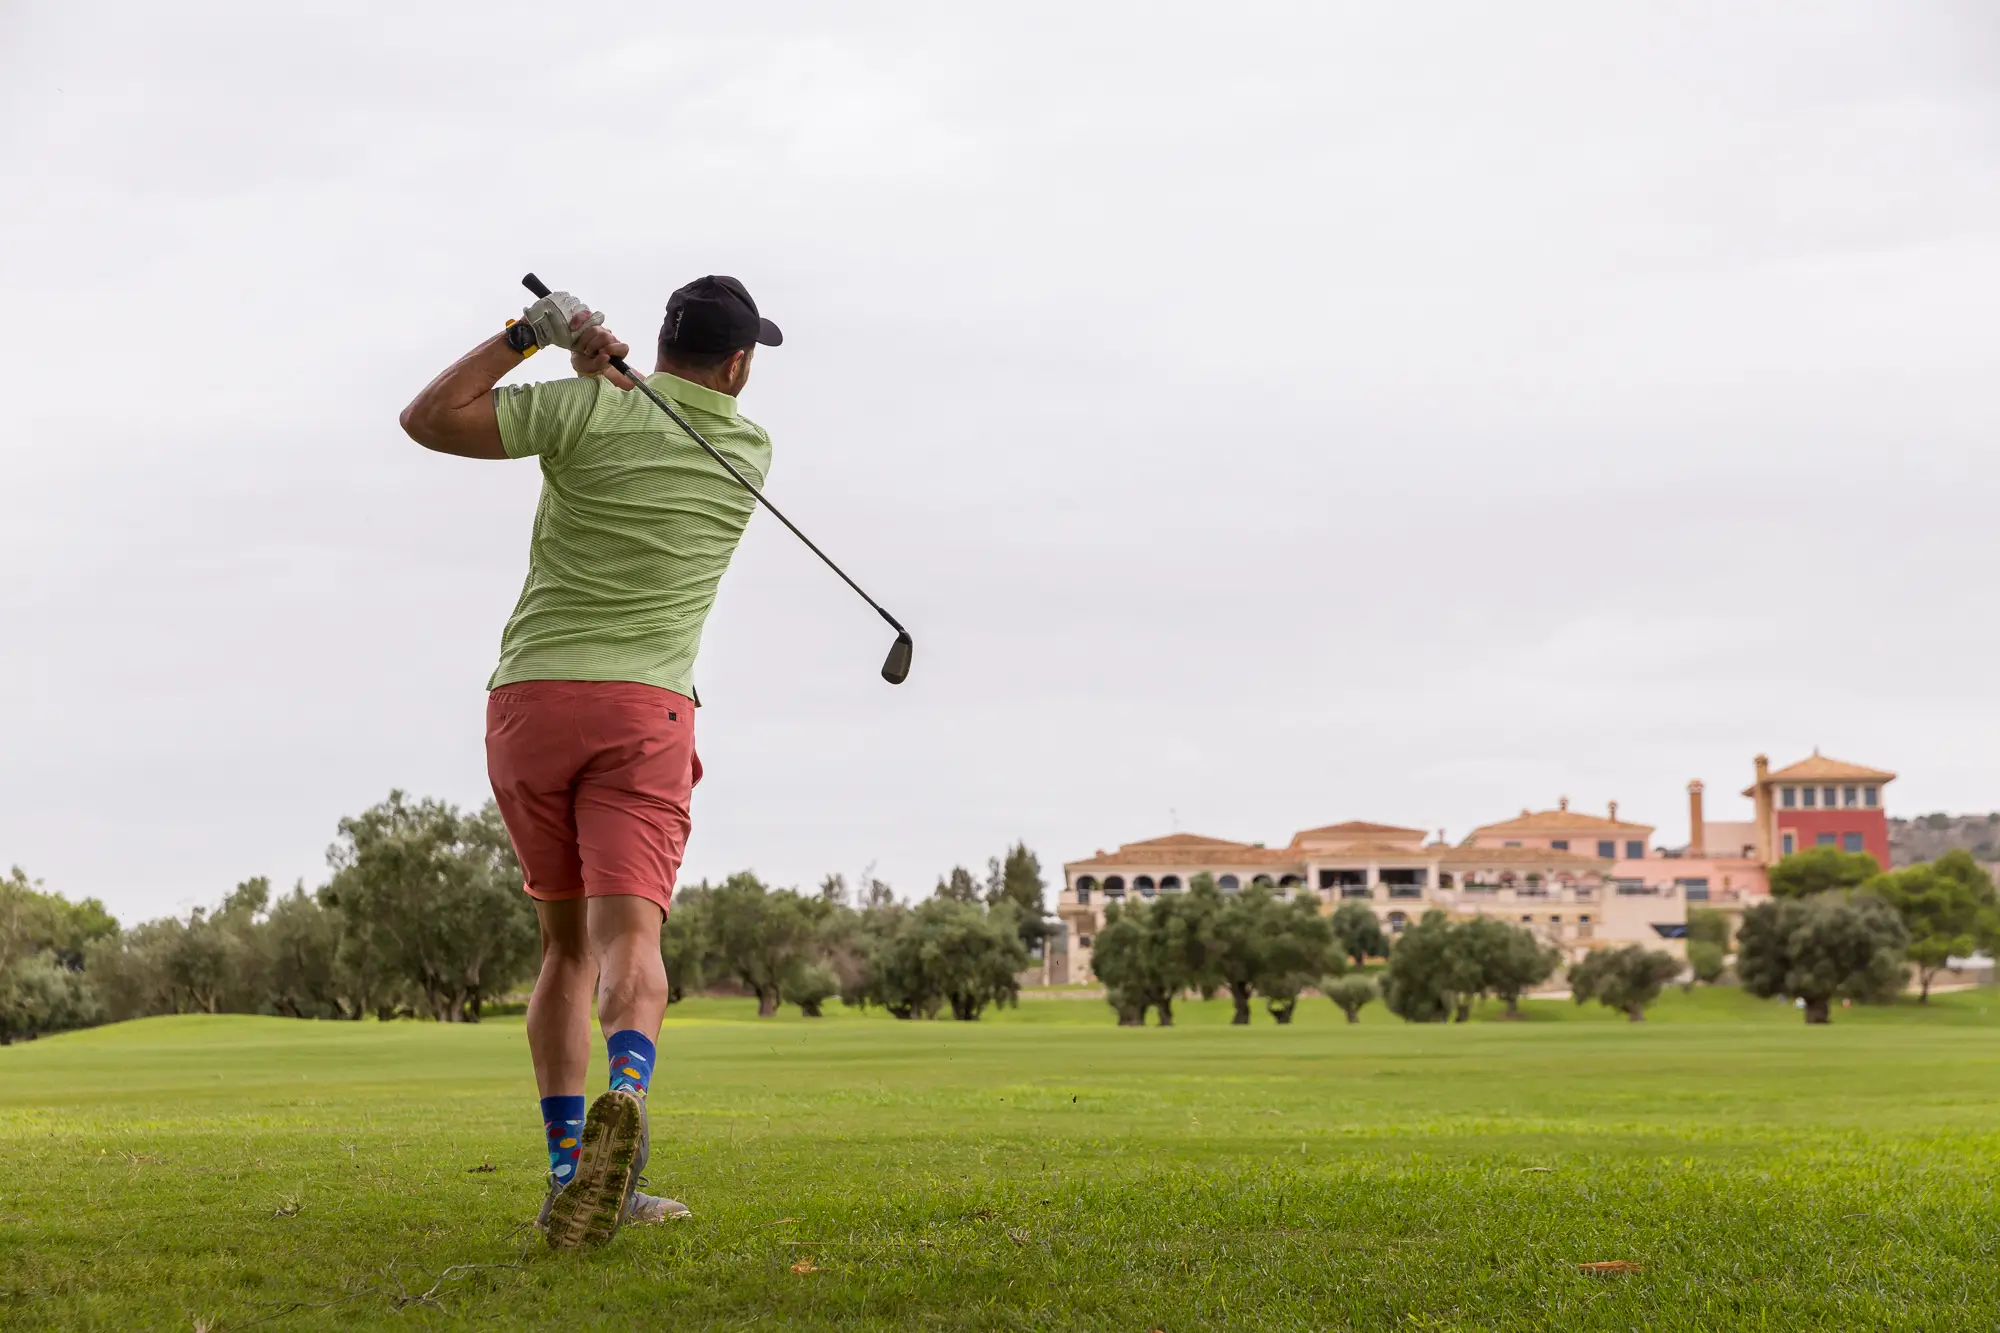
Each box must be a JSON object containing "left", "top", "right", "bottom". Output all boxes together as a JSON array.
[{"left": 1324, "top": 975, "right": 1377, "bottom": 1023}]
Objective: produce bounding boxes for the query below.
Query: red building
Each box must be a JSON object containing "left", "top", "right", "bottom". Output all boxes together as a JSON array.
[{"left": 1743, "top": 753, "right": 1896, "bottom": 868}]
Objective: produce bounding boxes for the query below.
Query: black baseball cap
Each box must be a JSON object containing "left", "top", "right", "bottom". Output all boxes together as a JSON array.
[{"left": 659, "top": 275, "right": 783, "bottom": 353}]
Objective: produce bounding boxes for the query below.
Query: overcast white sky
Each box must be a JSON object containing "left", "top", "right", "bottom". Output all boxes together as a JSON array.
[{"left": 4, "top": 2, "right": 1998, "bottom": 923}]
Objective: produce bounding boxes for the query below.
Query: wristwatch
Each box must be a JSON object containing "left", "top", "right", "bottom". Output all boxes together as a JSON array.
[{"left": 504, "top": 319, "right": 539, "bottom": 356}]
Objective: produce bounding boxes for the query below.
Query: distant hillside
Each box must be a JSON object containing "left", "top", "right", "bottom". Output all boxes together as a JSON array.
[{"left": 1889, "top": 813, "right": 2000, "bottom": 867}]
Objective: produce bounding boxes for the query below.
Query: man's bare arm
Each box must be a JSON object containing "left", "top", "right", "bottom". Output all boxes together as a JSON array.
[
  {"left": 398, "top": 332, "right": 518, "bottom": 459},
  {"left": 400, "top": 314, "right": 632, "bottom": 459}
]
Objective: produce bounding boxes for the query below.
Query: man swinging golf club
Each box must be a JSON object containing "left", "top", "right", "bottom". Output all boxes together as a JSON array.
[{"left": 399, "top": 274, "right": 783, "bottom": 1248}]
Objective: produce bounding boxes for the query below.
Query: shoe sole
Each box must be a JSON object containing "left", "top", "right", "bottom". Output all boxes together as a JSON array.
[{"left": 543, "top": 1090, "right": 643, "bottom": 1251}]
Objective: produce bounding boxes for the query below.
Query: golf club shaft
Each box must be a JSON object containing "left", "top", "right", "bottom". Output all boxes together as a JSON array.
[{"left": 522, "top": 273, "right": 907, "bottom": 640}]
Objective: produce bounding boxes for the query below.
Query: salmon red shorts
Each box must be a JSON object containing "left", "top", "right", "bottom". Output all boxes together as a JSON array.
[{"left": 485, "top": 680, "right": 701, "bottom": 916}]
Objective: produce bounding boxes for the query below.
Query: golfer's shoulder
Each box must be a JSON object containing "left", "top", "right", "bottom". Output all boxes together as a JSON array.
[
  {"left": 496, "top": 374, "right": 609, "bottom": 459},
  {"left": 736, "top": 411, "right": 773, "bottom": 453},
  {"left": 499, "top": 373, "right": 606, "bottom": 414}
]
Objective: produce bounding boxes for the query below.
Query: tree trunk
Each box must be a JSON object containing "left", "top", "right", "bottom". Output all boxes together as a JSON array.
[
  {"left": 756, "top": 988, "right": 780, "bottom": 1017},
  {"left": 1626, "top": 1005, "right": 1646, "bottom": 1022},
  {"left": 1452, "top": 998, "right": 1472, "bottom": 1023},
  {"left": 1230, "top": 984, "right": 1252, "bottom": 1025},
  {"left": 800, "top": 999, "right": 823, "bottom": 1018},
  {"left": 1919, "top": 969, "right": 1933, "bottom": 1003},
  {"left": 1343, "top": 1008, "right": 1360, "bottom": 1024},
  {"left": 1504, "top": 995, "right": 1520, "bottom": 1017},
  {"left": 1269, "top": 999, "right": 1297, "bottom": 1025},
  {"left": 1803, "top": 996, "right": 1832, "bottom": 1024},
  {"left": 1155, "top": 995, "right": 1175, "bottom": 1027}
]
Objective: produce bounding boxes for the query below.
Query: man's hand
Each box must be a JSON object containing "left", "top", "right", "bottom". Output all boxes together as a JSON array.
[
  {"left": 519, "top": 291, "right": 601, "bottom": 351},
  {"left": 570, "top": 317, "right": 635, "bottom": 391}
]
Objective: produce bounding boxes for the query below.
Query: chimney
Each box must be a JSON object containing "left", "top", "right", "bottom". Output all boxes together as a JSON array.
[
  {"left": 1687, "top": 780, "right": 1706, "bottom": 856},
  {"left": 1751, "top": 754, "right": 1773, "bottom": 864},
  {"left": 1608, "top": 800, "right": 1619, "bottom": 822},
  {"left": 1558, "top": 795, "right": 1570, "bottom": 811}
]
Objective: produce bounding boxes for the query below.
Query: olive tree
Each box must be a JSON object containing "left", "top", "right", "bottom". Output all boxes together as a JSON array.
[
  {"left": 1090, "top": 892, "right": 1204, "bottom": 1026},
  {"left": 1324, "top": 975, "right": 1377, "bottom": 1023},
  {"left": 1329, "top": 901, "right": 1388, "bottom": 967},
  {"left": 1737, "top": 893, "right": 1908, "bottom": 1023},
  {"left": 1866, "top": 851, "right": 2000, "bottom": 1002},
  {"left": 1568, "top": 945, "right": 1682, "bottom": 1021}
]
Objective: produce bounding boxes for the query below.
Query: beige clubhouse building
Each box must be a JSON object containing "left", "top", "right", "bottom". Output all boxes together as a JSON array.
[{"left": 1048, "top": 759, "right": 1851, "bottom": 985}]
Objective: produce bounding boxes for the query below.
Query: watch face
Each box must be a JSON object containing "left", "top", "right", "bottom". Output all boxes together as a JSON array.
[{"left": 506, "top": 321, "right": 537, "bottom": 353}]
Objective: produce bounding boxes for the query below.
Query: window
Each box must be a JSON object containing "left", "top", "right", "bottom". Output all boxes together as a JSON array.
[
  {"left": 1079, "top": 934, "right": 1093, "bottom": 948},
  {"left": 1625, "top": 840, "right": 1645, "bottom": 859},
  {"left": 1864, "top": 786, "right": 1879, "bottom": 808},
  {"left": 1801, "top": 787, "right": 1816, "bottom": 808},
  {"left": 1251, "top": 874, "right": 1274, "bottom": 888},
  {"left": 1504, "top": 840, "right": 1521, "bottom": 848},
  {"left": 1439, "top": 872, "right": 1454, "bottom": 888},
  {"left": 1782, "top": 832, "right": 1796, "bottom": 856},
  {"left": 1387, "top": 911, "right": 1408, "bottom": 934},
  {"left": 1614, "top": 878, "right": 1649, "bottom": 895},
  {"left": 1134, "top": 875, "right": 1156, "bottom": 898},
  {"left": 1104, "top": 876, "right": 1126, "bottom": 897},
  {"left": 1550, "top": 914, "right": 1562, "bottom": 924},
  {"left": 1550, "top": 840, "right": 1569, "bottom": 851},
  {"left": 1318, "top": 869, "right": 1337, "bottom": 889},
  {"left": 1676, "top": 877, "right": 1710, "bottom": 901},
  {"left": 1160, "top": 875, "right": 1181, "bottom": 892},
  {"left": 1579, "top": 915, "right": 1591, "bottom": 924},
  {"left": 1278, "top": 875, "right": 1303, "bottom": 888},
  {"left": 1843, "top": 786, "right": 1858, "bottom": 808},
  {"left": 1076, "top": 887, "right": 1092, "bottom": 905},
  {"left": 1075, "top": 876, "right": 1097, "bottom": 892},
  {"left": 1823, "top": 787, "right": 1837, "bottom": 808},
  {"left": 1815, "top": 833, "right": 1836, "bottom": 848},
  {"left": 1597, "top": 840, "right": 1616, "bottom": 858},
  {"left": 1843, "top": 833, "right": 1864, "bottom": 853},
  {"left": 1218, "top": 874, "right": 1240, "bottom": 891},
  {"left": 1782, "top": 786, "right": 1797, "bottom": 808}
]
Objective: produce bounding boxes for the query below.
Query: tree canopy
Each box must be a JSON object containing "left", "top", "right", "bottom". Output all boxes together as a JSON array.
[
  {"left": 1768, "top": 847, "right": 1880, "bottom": 899},
  {"left": 1863, "top": 850, "right": 1999, "bottom": 1001},
  {"left": 1329, "top": 901, "right": 1388, "bottom": 968},
  {"left": 1383, "top": 912, "right": 1552, "bottom": 1022},
  {"left": 1737, "top": 893, "right": 1908, "bottom": 1023},
  {"left": 1568, "top": 945, "right": 1681, "bottom": 1020}
]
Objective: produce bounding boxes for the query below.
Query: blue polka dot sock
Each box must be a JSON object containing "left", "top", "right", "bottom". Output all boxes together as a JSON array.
[
  {"left": 606, "top": 1030, "right": 656, "bottom": 1098},
  {"left": 540, "top": 1095, "right": 585, "bottom": 1187}
]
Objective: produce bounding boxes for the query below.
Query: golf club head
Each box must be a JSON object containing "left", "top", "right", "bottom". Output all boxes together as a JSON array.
[{"left": 881, "top": 631, "right": 913, "bottom": 685}]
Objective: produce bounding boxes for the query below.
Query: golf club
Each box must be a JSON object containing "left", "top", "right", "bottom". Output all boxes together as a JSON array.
[{"left": 522, "top": 273, "right": 913, "bottom": 685}]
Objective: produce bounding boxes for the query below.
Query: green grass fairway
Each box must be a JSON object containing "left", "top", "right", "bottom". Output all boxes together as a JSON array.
[{"left": 4, "top": 989, "right": 1999, "bottom": 1330}]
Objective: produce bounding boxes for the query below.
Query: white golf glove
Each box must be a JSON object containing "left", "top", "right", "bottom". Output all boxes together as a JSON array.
[{"left": 518, "top": 290, "right": 603, "bottom": 352}]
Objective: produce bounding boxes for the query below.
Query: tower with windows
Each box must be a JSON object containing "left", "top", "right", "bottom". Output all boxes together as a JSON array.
[{"left": 1744, "top": 752, "right": 1895, "bottom": 867}]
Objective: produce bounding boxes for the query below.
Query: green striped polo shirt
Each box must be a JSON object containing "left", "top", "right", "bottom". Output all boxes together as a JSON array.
[{"left": 487, "top": 370, "right": 772, "bottom": 696}]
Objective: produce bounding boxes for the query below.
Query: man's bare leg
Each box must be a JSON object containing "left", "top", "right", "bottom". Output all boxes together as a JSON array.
[
  {"left": 543, "top": 894, "right": 681, "bottom": 1246},
  {"left": 526, "top": 899, "right": 593, "bottom": 1099},
  {"left": 589, "top": 894, "right": 667, "bottom": 1041}
]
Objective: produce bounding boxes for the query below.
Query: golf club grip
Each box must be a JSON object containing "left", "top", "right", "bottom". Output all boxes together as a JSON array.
[{"left": 521, "top": 273, "right": 551, "bottom": 298}]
